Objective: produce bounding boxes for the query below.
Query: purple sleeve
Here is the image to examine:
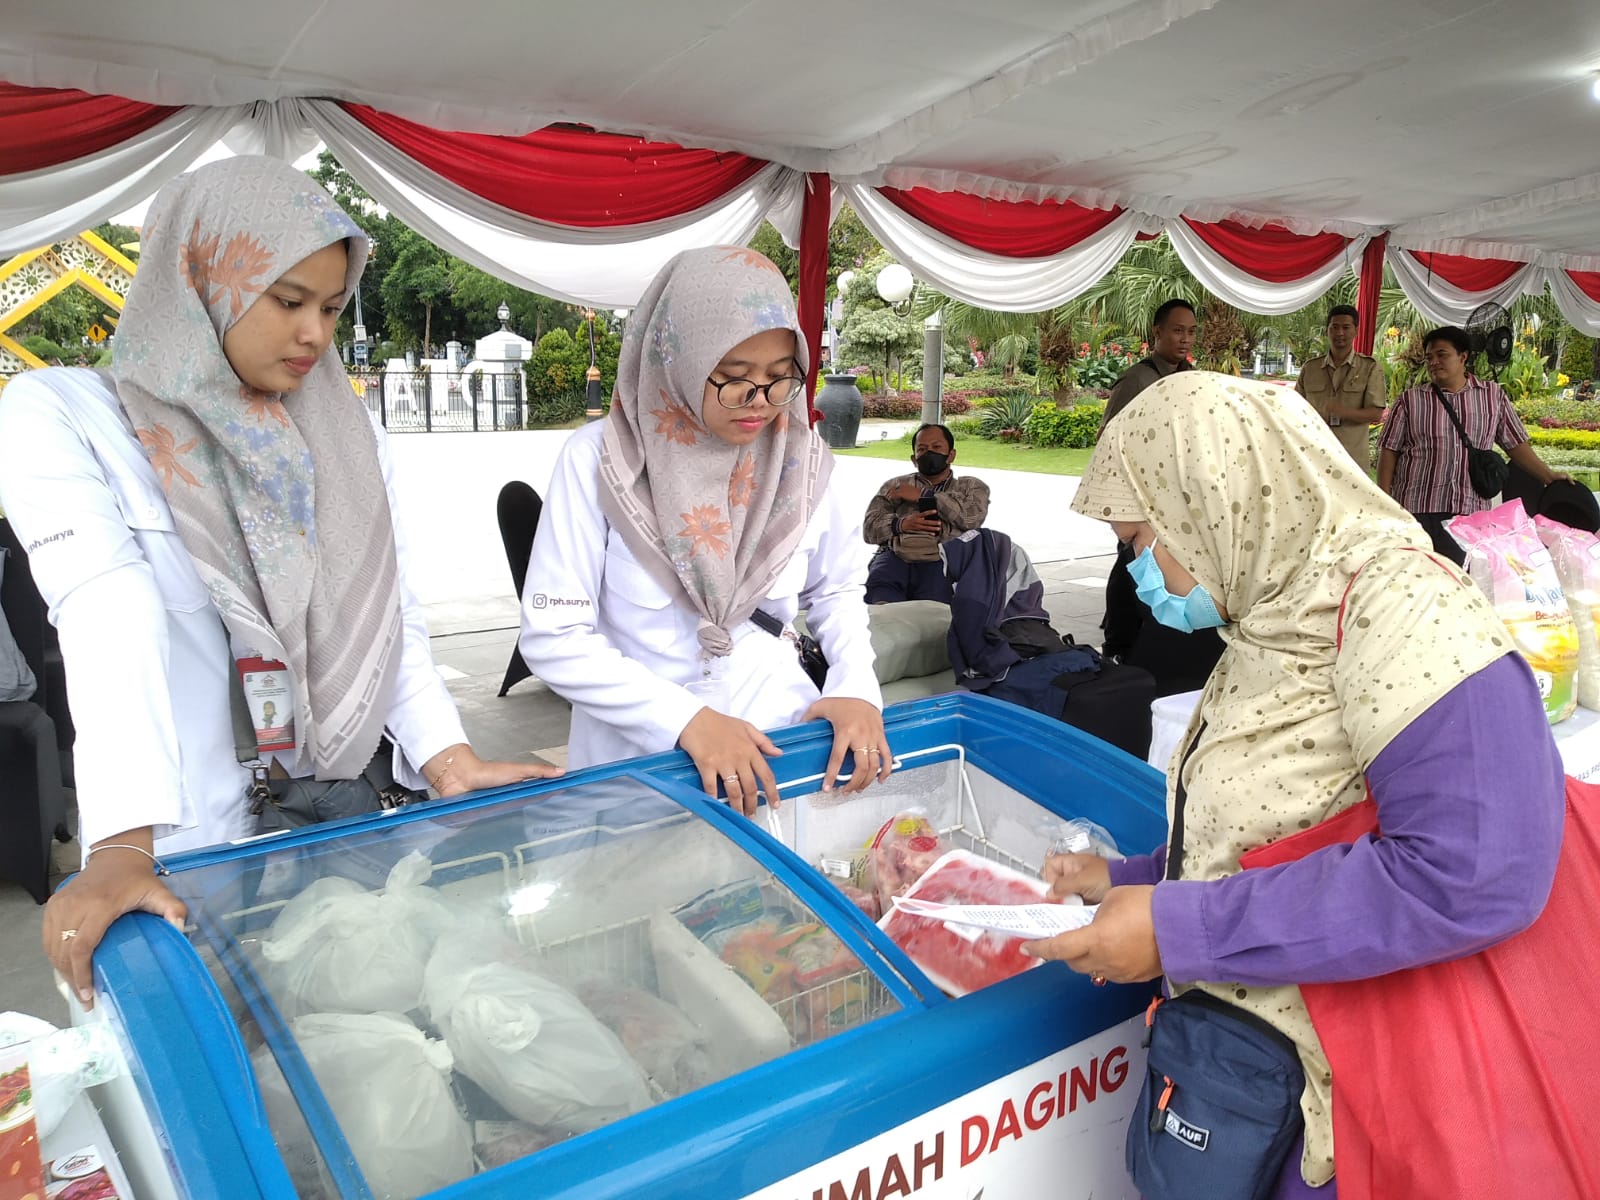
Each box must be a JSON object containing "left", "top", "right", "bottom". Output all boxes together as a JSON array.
[
  {"left": 1108, "top": 845, "right": 1167, "bottom": 887},
  {"left": 1152, "top": 653, "right": 1564, "bottom": 987}
]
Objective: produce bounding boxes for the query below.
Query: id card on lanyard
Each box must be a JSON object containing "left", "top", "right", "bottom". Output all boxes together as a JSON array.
[{"left": 236, "top": 656, "right": 295, "bottom": 752}]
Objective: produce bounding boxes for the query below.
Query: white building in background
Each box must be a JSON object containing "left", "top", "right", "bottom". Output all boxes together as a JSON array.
[{"left": 371, "top": 319, "right": 534, "bottom": 429}]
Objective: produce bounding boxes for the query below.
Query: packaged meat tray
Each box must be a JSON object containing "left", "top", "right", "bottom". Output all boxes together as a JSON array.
[{"left": 878, "top": 849, "right": 1050, "bottom": 997}]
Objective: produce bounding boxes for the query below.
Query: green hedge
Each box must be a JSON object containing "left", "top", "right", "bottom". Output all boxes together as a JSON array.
[
  {"left": 1022, "top": 401, "right": 1104, "bottom": 449},
  {"left": 1529, "top": 428, "right": 1600, "bottom": 450}
]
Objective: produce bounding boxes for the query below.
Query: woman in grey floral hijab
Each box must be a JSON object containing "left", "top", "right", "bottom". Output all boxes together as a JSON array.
[
  {"left": 523, "top": 246, "right": 888, "bottom": 812},
  {"left": 0, "top": 156, "right": 557, "bottom": 1006}
]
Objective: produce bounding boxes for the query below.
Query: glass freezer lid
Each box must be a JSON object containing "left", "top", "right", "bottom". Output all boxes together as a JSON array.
[{"left": 169, "top": 774, "right": 902, "bottom": 1200}]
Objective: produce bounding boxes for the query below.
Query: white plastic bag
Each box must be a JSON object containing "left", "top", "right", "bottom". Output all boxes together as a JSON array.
[
  {"left": 0, "top": 1013, "right": 122, "bottom": 1137},
  {"left": 573, "top": 981, "right": 715, "bottom": 1098},
  {"left": 422, "top": 935, "right": 651, "bottom": 1134},
  {"left": 255, "top": 1011, "right": 472, "bottom": 1200},
  {"left": 1536, "top": 515, "right": 1600, "bottom": 710},
  {"left": 260, "top": 852, "right": 460, "bottom": 1015}
]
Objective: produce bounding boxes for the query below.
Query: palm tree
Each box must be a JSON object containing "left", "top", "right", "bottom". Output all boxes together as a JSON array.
[{"left": 1073, "top": 235, "right": 1201, "bottom": 333}]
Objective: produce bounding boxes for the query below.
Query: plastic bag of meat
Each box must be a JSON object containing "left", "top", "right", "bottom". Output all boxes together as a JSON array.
[
  {"left": 255, "top": 1012, "right": 473, "bottom": 1200},
  {"left": 864, "top": 811, "right": 945, "bottom": 915},
  {"left": 422, "top": 934, "right": 651, "bottom": 1134},
  {"left": 879, "top": 849, "right": 1051, "bottom": 996},
  {"left": 573, "top": 982, "right": 715, "bottom": 1098},
  {"left": 259, "top": 852, "right": 462, "bottom": 1017}
]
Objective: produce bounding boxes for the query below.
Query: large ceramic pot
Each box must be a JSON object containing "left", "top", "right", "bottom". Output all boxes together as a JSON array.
[{"left": 813, "top": 374, "right": 863, "bottom": 450}]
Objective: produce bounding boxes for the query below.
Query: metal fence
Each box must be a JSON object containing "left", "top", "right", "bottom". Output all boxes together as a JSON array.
[{"left": 349, "top": 369, "right": 530, "bottom": 432}]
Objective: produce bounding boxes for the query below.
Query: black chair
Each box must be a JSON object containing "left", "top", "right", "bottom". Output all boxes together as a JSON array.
[
  {"left": 496, "top": 481, "right": 544, "bottom": 696},
  {"left": 0, "top": 520, "right": 71, "bottom": 903}
]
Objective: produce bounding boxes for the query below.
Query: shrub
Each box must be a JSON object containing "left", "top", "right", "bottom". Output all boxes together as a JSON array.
[
  {"left": 1561, "top": 334, "right": 1595, "bottom": 383},
  {"left": 525, "top": 391, "right": 589, "bottom": 427},
  {"left": 1528, "top": 428, "right": 1600, "bottom": 450},
  {"left": 526, "top": 328, "right": 583, "bottom": 402},
  {"left": 975, "top": 393, "right": 1039, "bottom": 440},
  {"left": 1023, "top": 402, "right": 1105, "bottom": 449},
  {"left": 858, "top": 390, "right": 973, "bottom": 419},
  {"left": 18, "top": 334, "right": 68, "bottom": 363},
  {"left": 1515, "top": 395, "right": 1600, "bottom": 428}
]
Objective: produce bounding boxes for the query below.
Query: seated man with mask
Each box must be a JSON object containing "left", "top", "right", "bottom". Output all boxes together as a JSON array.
[{"left": 862, "top": 423, "right": 990, "bottom": 604}]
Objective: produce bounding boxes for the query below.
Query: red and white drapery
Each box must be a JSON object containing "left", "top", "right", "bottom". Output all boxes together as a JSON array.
[{"left": 6, "top": 81, "right": 1600, "bottom": 370}]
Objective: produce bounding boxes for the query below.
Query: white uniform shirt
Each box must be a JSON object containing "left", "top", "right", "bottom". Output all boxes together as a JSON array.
[
  {"left": 0, "top": 368, "right": 466, "bottom": 854},
  {"left": 520, "top": 422, "right": 882, "bottom": 769}
]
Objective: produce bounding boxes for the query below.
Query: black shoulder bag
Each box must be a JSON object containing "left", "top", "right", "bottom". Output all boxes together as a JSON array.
[
  {"left": 1434, "top": 384, "right": 1510, "bottom": 499},
  {"left": 1124, "top": 725, "right": 1307, "bottom": 1200}
]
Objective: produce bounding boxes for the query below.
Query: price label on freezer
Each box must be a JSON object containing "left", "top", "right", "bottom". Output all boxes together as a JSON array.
[{"left": 890, "top": 896, "right": 1098, "bottom": 939}]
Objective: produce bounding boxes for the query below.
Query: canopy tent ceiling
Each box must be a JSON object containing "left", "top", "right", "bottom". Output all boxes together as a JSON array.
[
  {"left": 4, "top": 0, "right": 1600, "bottom": 374},
  {"left": 5, "top": 0, "right": 1599, "bottom": 253}
]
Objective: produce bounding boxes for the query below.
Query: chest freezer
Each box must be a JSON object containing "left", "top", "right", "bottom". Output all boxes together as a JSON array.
[{"left": 79, "top": 693, "right": 1167, "bottom": 1200}]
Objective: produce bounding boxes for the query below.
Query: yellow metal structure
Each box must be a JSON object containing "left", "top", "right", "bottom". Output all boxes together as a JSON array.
[{"left": 0, "top": 231, "right": 137, "bottom": 392}]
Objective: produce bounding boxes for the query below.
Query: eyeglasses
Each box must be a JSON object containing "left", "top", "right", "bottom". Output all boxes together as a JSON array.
[{"left": 706, "top": 375, "right": 806, "bottom": 409}]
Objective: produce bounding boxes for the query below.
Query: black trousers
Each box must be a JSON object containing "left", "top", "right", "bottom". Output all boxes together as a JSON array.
[
  {"left": 1413, "top": 513, "right": 1467, "bottom": 566},
  {"left": 864, "top": 547, "right": 952, "bottom": 604}
]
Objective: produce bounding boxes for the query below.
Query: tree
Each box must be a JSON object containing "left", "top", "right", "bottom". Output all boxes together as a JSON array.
[
  {"left": 379, "top": 227, "right": 453, "bottom": 353},
  {"left": 838, "top": 256, "right": 920, "bottom": 387},
  {"left": 447, "top": 260, "right": 582, "bottom": 346}
]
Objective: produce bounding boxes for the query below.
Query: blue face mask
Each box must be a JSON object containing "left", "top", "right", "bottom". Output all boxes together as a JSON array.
[{"left": 1127, "top": 543, "right": 1227, "bottom": 633}]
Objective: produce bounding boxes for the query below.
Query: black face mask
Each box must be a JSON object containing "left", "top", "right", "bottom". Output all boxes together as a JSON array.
[{"left": 915, "top": 451, "right": 950, "bottom": 477}]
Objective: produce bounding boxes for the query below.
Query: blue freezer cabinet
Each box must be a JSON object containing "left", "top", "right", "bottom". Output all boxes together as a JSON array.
[{"left": 83, "top": 693, "right": 1166, "bottom": 1200}]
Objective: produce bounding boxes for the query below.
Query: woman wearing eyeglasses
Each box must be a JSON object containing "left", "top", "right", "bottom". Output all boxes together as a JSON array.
[{"left": 520, "top": 247, "right": 889, "bottom": 813}]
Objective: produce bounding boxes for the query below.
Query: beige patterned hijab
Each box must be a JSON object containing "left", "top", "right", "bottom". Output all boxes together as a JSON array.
[
  {"left": 1073, "top": 372, "right": 1512, "bottom": 1184},
  {"left": 600, "top": 245, "right": 831, "bottom": 655},
  {"left": 113, "top": 156, "right": 401, "bottom": 780}
]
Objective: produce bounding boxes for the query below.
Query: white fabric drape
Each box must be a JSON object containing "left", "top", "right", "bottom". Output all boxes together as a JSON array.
[
  {"left": 300, "top": 99, "right": 802, "bottom": 306},
  {"left": 1165, "top": 219, "right": 1368, "bottom": 315},
  {"left": 1386, "top": 248, "right": 1543, "bottom": 327},
  {"left": 1546, "top": 268, "right": 1600, "bottom": 336},
  {"left": 0, "top": 104, "right": 247, "bottom": 254},
  {"left": 844, "top": 182, "right": 1148, "bottom": 312}
]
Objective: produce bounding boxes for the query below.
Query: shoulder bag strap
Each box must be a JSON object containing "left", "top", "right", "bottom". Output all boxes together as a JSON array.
[
  {"left": 1432, "top": 383, "right": 1482, "bottom": 451},
  {"left": 1164, "top": 722, "right": 1207, "bottom": 881}
]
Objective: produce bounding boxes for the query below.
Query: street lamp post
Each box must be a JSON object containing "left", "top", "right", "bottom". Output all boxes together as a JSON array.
[
  {"left": 584, "top": 309, "right": 604, "bottom": 421},
  {"left": 873, "top": 263, "right": 941, "bottom": 421}
]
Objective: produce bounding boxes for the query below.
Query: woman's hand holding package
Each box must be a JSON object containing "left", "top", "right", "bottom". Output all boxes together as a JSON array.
[
  {"left": 1042, "top": 852, "right": 1113, "bottom": 905},
  {"left": 677, "top": 707, "right": 784, "bottom": 816},
  {"left": 804, "top": 696, "right": 892, "bottom": 794},
  {"left": 1021, "top": 884, "right": 1162, "bottom": 984},
  {"left": 424, "top": 742, "right": 563, "bottom": 798},
  {"left": 43, "top": 836, "right": 188, "bottom": 1009}
]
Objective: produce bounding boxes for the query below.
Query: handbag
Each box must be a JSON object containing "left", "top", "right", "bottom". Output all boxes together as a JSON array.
[
  {"left": 1434, "top": 384, "right": 1510, "bottom": 499},
  {"left": 225, "top": 646, "right": 421, "bottom": 832},
  {"left": 1227, "top": 563, "right": 1600, "bottom": 1199},
  {"left": 750, "top": 608, "right": 828, "bottom": 690},
  {"left": 1123, "top": 728, "right": 1307, "bottom": 1199}
]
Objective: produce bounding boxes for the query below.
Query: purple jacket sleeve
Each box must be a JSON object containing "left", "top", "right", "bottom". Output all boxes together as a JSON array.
[
  {"left": 1109, "top": 845, "right": 1167, "bottom": 887},
  {"left": 1151, "top": 652, "right": 1564, "bottom": 987}
]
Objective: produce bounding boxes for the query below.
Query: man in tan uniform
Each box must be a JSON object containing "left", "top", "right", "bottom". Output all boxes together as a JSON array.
[{"left": 1295, "top": 304, "right": 1387, "bottom": 467}]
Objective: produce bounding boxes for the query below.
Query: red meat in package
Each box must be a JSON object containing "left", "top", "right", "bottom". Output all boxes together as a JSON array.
[
  {"left": 866, "top": 812, "right": 945, "bottom": 914},
  {"left": 879, "top": 849, "right": 1050, "bottom": 996}
]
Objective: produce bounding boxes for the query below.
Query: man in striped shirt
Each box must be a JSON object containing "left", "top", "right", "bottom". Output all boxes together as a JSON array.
[{"left": 1378, "top": 326, "right": 1566, "bottom": 564}]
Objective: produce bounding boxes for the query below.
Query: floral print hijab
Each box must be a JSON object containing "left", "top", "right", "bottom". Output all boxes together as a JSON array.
[
  {"left": 599, "top": 246, "right": 831, "bottom": 655},
  {"left": 112, "top": 156, "right": 403, "bottom": 781}
]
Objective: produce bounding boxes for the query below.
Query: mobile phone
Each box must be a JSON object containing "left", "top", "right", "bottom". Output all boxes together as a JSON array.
[{"left": 917, "top": 497, "right": 938, "bottom": 513}]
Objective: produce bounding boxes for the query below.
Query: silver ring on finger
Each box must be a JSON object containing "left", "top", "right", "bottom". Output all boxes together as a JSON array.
[{"left": 721, "top": 775, "right": 743, "bottom": 790}]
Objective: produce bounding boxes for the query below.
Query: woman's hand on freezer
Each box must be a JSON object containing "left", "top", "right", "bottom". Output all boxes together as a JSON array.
[
  {"left": 424, "top": 742, "right": 562, "bottom": 798},
  {"left": 1042, "top": 852, "right": 1113, "bottom": 904},
  {"left": 1020, "top": 884, "right": 1162, "bottom": 984},
  {"left": 803, "top": 697, "right": 892, "bottom": 793},
  {"left": 677, "top": 707, "right": 784, "bottom": 816},
  {"left": 43, "top": 840, "right": 188, "bottom": 1010}
]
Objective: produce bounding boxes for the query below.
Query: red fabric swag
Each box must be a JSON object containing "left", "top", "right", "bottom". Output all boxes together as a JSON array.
[
  {"left": 878, "top": 187, "right": 1122, "bottom": 258},
  {"left": 1566, "top": 270, "right": 1600, "bottom": 305},
  {"left": 1407, "top": 250, "right": 1525, "bottom": 293},
  {"left": 1355, "top": 234, "right": 1387, "bottom": 355},
  {"left": 0, "top": 83, "right": 179, "bottom": 176},
  {"left": 1181, "top": 218, "right": 1351, "bottom": 283},
  {"left": 797, "top": 172, "right": 831, "bottom": 422},
  {"left": 339, "top": 104, "right": 767, "bottom": 227}
]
